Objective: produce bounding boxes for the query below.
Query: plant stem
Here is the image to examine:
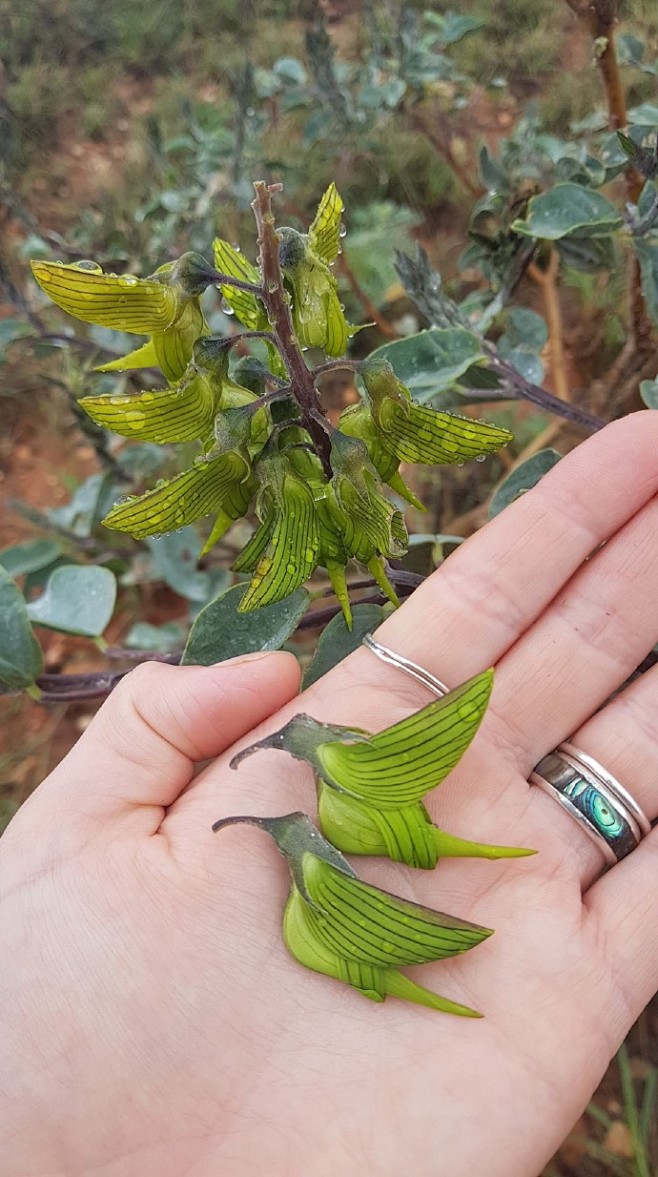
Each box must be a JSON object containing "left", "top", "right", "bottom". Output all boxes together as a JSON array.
[
  {"left": 528, "top": 250, "right": 571, "bottom": 403},
  {"left": 565, "top": 0, "right": 653, "bottom": 371},
  {"left": 251, "top": 181, "right": 333, "bottom": 476}
]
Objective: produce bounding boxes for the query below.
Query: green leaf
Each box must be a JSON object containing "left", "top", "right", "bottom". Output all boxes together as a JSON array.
[
  {"left": 489, "top": 449, "right": 562, "bottom": 517},
  {"left": 369, "top": 329, "right": 488, "bottom": 403},
  {"left": 26, "top": 565, "right": 117, "bottom": 636},
  {"left": 634, "top": 239, "right": 658, "bottom": 324},
  {"left": 303, "top": 604, "right": 386, "bottom": 688},
  {"left": 124, "top": 621, "right": 186, "bottom": 652},
  {"left": 512, "top": 183, "right": 623, "bottom": 240},
  {"left": 0, "top": 567, "right": 43, "bottom": 689},
  {"left": 146, "top": 528, "right": 213, "bottom": 602},
  {"left": 50, "top": 472, "right": 118, "bottom": 538},
  {"left": 0, "top": 319, "right": 33, "bottom": 358},
  {"left": 500, "top": 307, "right": 548, "bottom": 352},
  {"left": 182, "top": 583, "right": 310, "bottom": 665},
  {"left": 556, "top": 235, "right": 616, "bottom": 272},
  {"left": 640, "top": 377, "right": 658, "bottom": 408},
  {"left": 0, "top": 539, "right": 62, "bottom": 576}
]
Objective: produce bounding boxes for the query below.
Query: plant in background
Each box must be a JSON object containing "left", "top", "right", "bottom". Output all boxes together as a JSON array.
[{"left": 2, "top": 179, "right": 517, "bottom": 702}]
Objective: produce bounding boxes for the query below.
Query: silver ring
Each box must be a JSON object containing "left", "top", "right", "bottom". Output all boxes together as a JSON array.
[
  {"left": 530, "top": 742, "right": 650, "bottom": 865},
  {"left": 361, "top": 634, "right": 449, "bottom": 697}
]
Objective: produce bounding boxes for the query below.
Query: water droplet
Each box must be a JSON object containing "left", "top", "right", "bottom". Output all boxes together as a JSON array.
[
  {"left": 221, "top": 299, "right": 235, "bottom": 315},
  {"left": 125, "top": 409, "right": 146, "bottom": 428},
  {"left": 338, "top": 223, "right": 347, "bottom": 239},
  {"left": 118, "top": 275, "right": 139, "bottom": 287},
  {"left": 246, "top": 106, "right": 255, "bottom": 117},
  {"left": 76, "top": 260, "right": 102, "bottom": 272},
  {"left": 475, "top": 453, "right": 487, "bottom": 463}
]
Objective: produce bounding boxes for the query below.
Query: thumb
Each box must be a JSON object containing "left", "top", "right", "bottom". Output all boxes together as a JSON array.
[{"left": 21, "top": 652, "right": 301, "bottom": 834}]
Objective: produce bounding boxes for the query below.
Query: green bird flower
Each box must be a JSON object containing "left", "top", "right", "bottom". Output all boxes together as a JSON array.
[
  {"left": 102, "top": 395, "right": 268, "bottom": 542},
  {"left": 79, "top": 336, "right": 238, "bottom": 449},
  {"left": 327, "top": 430, "right": 407, "bottom": 609},
  {"left": 213, "top": 810, "right": 492, "bottom": 1016},
  {"left": 277, "top": 182, "right": 356, "bottom": 357},
  {"left": 31, "top": 251, "right": 217, "bottom": 382},
  {"left": 233, "top": 444, "right": 321, "bottom": 612},
  {"left": 232, "top": 670, "right": 535, "bottom": 869},
  {"left": 339, "top": 358, "right": 513, "bottom": 494}
]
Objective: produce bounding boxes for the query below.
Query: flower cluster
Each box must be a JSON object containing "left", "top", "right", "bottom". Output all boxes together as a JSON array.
[
  {"left": 217, "top": 672, "right": 534, "bottom": 1014},
  {"left": 31, "top": 184, "right": 512, "bottom": 624}
]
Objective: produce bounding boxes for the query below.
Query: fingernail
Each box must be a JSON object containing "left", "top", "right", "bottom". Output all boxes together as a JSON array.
[{"left": 212, "top": 651, "right": 275, "bottom": 668}]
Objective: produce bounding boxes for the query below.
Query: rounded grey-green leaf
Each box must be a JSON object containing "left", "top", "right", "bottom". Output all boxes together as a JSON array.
[
  {"left": 26, "top": 565, "right": 117, "bottom": 637},
  {"left": 303, "top": 604, "right": 387, "bottom": 688},
  {"left": 182, "top": 583, "right": 310, "bottom": 665},
  {"left": 0, "top": 567, "right": 43, "bottom": 689},
  {"left": 512, "top": 183, "right": 623, "bottom": 240},
  {"left": 368, "top": 328, "right": 488, "bottom": 403},
  {"left": 0, "top": 539, "right": 63, "bottom": 577},
  {"left": 489, "top": 449, "right": 562, "bottom": 518},
  {"left": 640, "top": 377, "right": 658, "bottom": 409}
]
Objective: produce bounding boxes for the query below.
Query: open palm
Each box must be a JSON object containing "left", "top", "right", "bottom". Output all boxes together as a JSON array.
[{"left": 3, "top": 413, "right": 658, "bottom": 1177}]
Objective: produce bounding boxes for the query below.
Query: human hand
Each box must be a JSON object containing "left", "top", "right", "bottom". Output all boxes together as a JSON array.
[{"left": 3, "top": 413, "right": 658, "bottom": 1177}]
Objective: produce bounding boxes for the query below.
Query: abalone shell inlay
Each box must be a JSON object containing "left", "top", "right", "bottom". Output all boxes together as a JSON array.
[{"left": 533, "top": 752, "right": 638, "bottom": 861}]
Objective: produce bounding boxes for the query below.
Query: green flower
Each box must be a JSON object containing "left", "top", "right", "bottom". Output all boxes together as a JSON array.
[
  {"left": 278, "top": 183, "right": 356, "bottom": 357},
  {"left": 354, "top": 356, "right": 513, "bottom": 467},
  {"left": 31, "top": 251, "right": 216, "bottom": 382},
  {"left": 327, "top": 430, "right": 407, "bottom": 609},
  {"left": 232, "top": 670, "right": 535, "bottom": 869},
  {"left": 338, "top": 400, "right": 426, "bottom": 510},
  {"left": 213, "top": 810, "right": 492, "bottom": 1016},
  {"left": 79, "top": 336, "right": 236, "bottom": 448},
  {"left": 233, "top": 446, "right": 321, "bottom": 612},
  {"left": 102, "top": 398, "right": 267, "bottom": 542}
]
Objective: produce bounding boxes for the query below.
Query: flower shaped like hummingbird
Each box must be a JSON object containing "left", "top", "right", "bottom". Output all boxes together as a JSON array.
[
  {"left": 101, "top": 373, "right": 269, "bottom": 541},
  {"left": 31, "top": 251, "right": 218, "bottom": 381},
  {"left": 213, "top": 810, "right": 493, "bottom": 1016},
  {"left": 231, "top": 670, "right": 534, "bottom": 869},
  {"left": 339, "top": 357, "right": 513, "bottom": 509},
  {"left": 277, "top": 183, "right": 355, "bottom": 356}
]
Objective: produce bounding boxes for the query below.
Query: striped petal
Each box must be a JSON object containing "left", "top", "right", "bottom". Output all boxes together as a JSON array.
[
  {"left": 152, "top": 300, "right": 209, "bottom": 382},
  {"left": 31, "top": 261, "right": 177, "bottom": 333},
  {"left": 96, "top": 339, "right": 160, "bottom": 372},
  {"left": 80, "top": 371, "right": 216, "bottom": 444},
  {"left": 103, "top": 451, "right": 247, "bottom": 539},
  {"left": 380, "top": 400, "right": 512, "bottom": 465},
  {"left": 308, "top": 182, "right": 344, "bottom": 265},
  {"left": 303, "top": 852, "right": 492, "bottom": 967},
  {"left": 317, "top": 669, "right": 493, "bottom": 808},
  {"left": 239, "top": 473, "right": 320, "bottom": 610},
  {"left": 212, "top": 238, "right": 267, "bottom": 329}
]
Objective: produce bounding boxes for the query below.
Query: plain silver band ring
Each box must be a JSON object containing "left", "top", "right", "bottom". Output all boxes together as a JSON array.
[{"left": 361, "top": 634, "right": 449, "bottom": 698}]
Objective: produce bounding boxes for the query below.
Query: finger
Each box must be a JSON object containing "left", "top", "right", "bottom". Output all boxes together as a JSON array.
[
  {"left": 20, "top": 653, "right": 301, "bottom": 835},
  {"left": 347, "top": 411, "right": 658, "bottom": 716},
  {"left": 572, "top": 662, "right": 658, "bottom": 1018},
  {"left": 486, "top": 488, "right": 658, "bottom": 774}
]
